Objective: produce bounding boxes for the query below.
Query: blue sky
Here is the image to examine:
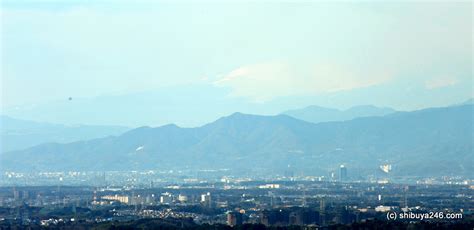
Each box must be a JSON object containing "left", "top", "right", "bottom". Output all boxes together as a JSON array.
[{"left": 0, "top": 0, "right": 472, "bottom": 126}]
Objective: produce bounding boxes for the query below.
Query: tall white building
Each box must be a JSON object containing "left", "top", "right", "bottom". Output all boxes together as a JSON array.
[
  {"left": 160, "top": 192, "right": 173, "bottom": 204},
  {"left": 201, "top": 192, "right": 211, "bottom": 207}
]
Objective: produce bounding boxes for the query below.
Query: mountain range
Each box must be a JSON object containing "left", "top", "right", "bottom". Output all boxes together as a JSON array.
[
  {"left": 0, "top": 116, "right": 129, "bottom": 152},
  {"left": 1, "top": 104, "right": 472, "bottom": 177},
  {"left": 282, "top": 105, "right": 396, "bottom": 124}
]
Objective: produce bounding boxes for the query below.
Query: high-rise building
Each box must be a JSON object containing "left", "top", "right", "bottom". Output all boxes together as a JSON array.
[
  {"left": 319, "top": 198, "right": 326, "bottom": 226},
  {"left": 227, "top": 211, "right": 243, "bottom": 226},
  {"left": 160, "top": 192, "right": 173, "bottom": 204},
  {"left": 339, "top": 165, "right": 348, "bottom": 181},
  {"left": 289, "top": 211, "right": 304, "bottom": 225},
  {"left": 13, "top": 188, "right": 20, "bottom": 202},
  {"left": 201, "top": 192, "right": 212, "bottom": 207}
]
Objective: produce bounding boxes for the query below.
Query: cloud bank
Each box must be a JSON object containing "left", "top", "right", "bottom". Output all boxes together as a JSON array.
[{"left": 214, "top": 61, "right": 391, "bottom": 102}]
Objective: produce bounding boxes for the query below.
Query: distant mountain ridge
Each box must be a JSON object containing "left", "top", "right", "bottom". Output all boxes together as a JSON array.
[
  {"left": 282, "top": 105, "right": 396, "bottom": 124},
  {"left": 1, "top": 105, "right": 472, "bottom": 178},
  {"left": 0, "top": 115, "right": 129, "bottom": 152},
  {"left": 461, "top": 98, "right": 473, "bottom": 105}
]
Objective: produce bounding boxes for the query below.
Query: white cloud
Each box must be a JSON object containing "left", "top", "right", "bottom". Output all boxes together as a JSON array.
[
  {"left": 214, "top": 61, "right": 391, "bottom": 102},
  {"left": 425, "top": 77, "right": 459, "bottom": 90},
  {"left": 2, "top": 1, "right": 471, "bottom": 110}
]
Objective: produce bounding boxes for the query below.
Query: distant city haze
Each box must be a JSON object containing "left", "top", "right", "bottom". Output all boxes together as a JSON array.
[{"left": 1, "top": 1, "right": 472, "bottom": 127}]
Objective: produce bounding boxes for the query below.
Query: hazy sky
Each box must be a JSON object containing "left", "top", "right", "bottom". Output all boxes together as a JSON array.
[{"left": 0, "top": 0, "right": 472, "bottom": 126}]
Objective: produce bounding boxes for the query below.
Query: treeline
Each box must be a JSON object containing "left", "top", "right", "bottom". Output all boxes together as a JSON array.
[{"left": 2, "top": 219, "right": 473, "bottom": 230}]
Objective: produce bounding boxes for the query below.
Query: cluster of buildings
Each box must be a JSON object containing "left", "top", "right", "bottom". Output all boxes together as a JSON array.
[
  {"left": 93, "top": 191, "right": 213, "bottom": 208},
  {"left": 1, "top": 176, "right": 472, "bottom": 227},
  {"left": 1, "top": 164, "right": 472, "bottom": 227}
]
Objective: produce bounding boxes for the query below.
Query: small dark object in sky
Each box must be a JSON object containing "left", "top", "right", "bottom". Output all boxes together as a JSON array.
[{"left": 68, "top": 97, "right": 72, "bottom": 101}]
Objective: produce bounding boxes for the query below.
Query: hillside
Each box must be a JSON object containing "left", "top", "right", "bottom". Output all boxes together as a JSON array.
[
  {"left": 1, "top": 105, "right": 472, "bottom": 177},
  {"left": 0, "top": 116, "right": 129, "bottom": 152}
]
